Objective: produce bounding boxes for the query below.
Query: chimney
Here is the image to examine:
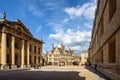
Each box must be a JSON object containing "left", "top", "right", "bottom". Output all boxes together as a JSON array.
[
  {"left": 61, "top": 44, "right": 65, "bottom": 50},
  {"left": 52, "top": 43, "right": 54, "bottom": 50},
  {"left": 69, "top": 48, "right": 71, "bottom": 51}
]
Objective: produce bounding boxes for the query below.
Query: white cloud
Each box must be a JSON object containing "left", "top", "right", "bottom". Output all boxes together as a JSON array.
[
  {"left": 64, "top": 1, "right": 96, "bottom": 20},
  {"left": 84, "top": 22, "right": 92, "bottom": 28},
  {"left": 44, "top": 2, "right": 54, "bottom": 7},
  {"left": 83, "top": 3, "right": 96, "bottom": 19},
  {"left": 49, "top": 29, "right": 91, "bottom": 53},
  {"left": 43, "top": 49, "right": 46, "bottom": 54},
  {"left": 28, "top": 4, "right": 43, "bottom": 17},
  {"left": 48, "top": 21, "right": 65, "bottom": 33},
  {"left": 28, "top": 5, "right": 36, "bottom": 11},
  {"left": 62, "top": 18, "right": 69, "bottom": 23},
  {"left": 0, "top": 13, "right": 2, "bottom": 18},
  {"left": 32, "top": 10, "right": 43, "bottom": 17},
  {"left": 64, "top": 5, "right": 84, "bottom": 19},
  {"left": 36, "top": 25, "right": 42, "bottom": 33}
]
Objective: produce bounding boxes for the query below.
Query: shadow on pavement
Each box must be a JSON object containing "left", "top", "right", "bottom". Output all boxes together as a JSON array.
[
  {"left": 0, "top": 70, "right": 86, "bottom": 80},
  {"left": 85, "top": 66, "right": 111, "bottom": 80}
]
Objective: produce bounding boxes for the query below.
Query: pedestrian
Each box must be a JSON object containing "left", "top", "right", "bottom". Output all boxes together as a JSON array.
[
  {"left": 34, "top": 64, "right": 35, "bottom": 68},
  {"left": 88, "top": 62, "right": 91, "bottom": 67},
  {"left": 95, "top": 63, "right": 97, "bottom": 70}
]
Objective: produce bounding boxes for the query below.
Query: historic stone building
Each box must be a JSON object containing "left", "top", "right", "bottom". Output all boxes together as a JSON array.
[
  {"left": 46, "top": 44, "right": 80, "bottom": 66},
  {"left": 0, "top": 13, "right": 43, "bottom": 70},
  {"left": 80, "top": 50, "right": 88, "bottom": 66},
  {"left": 89, "top": 0, "right": 120, "bottom": 79}
]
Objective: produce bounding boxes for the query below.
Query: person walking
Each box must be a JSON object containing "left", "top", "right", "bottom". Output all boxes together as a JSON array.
[{"left": 95, "top": 63, "right": 97, "bottom": 70}]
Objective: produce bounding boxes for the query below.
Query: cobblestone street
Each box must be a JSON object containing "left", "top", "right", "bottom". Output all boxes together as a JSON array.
[{"left": 0, "top": 66, "right": 107, "bottom": 80}]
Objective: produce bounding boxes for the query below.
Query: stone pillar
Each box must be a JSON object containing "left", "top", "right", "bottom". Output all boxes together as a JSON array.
[
  {"left": 1, "top": 32, "right": 9, "bottom": 70},
  {"left": 21, "top": 40, "right": 25, "bottom": 68},
  {"left": 27, "top": 41, "right": 30, "bottom": 68},
  {"left": 116, "top": 31, "right": 120, "bottom": 65},
  {"left": 40, "top": 44, "right": 42, "bottom": 64},
  {"left": 36, "top": 46, "right": 38, "bottom": 65},
  {"left": 40, "top": 56, "right": 42, "bottom": 64},
  {"left": 11, "top": 36, "right": 17, "bottom": 69}
]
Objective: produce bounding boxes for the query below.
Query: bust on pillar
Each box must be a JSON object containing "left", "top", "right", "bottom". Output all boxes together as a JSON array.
[{"left": 2, "top": 11, "right": 6, "bottom": 19}]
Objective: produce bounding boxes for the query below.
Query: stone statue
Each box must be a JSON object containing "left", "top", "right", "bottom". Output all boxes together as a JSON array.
[{"left": 2, "top": 11, "right": 6, "bottom": 19}]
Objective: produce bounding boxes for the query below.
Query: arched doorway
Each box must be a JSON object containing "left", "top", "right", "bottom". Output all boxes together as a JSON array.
[
  {"left": 73, "top": 61, "right": 79, "bottom": 65},
  {"left": 59, "top": 61, "right": 65, "bottom": 66}
]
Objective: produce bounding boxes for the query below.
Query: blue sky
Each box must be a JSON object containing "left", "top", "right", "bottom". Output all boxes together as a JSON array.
[{"left": 0, "top": 0, "right": 96, "bottom": 55}]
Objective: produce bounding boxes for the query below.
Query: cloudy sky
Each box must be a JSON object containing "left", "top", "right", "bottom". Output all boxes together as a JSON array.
[{"left": 0, "top": 0, "right": 96, "bottom": 55}]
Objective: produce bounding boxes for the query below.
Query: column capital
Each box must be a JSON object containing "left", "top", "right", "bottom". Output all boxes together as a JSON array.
[{"left": 21, "top": 39, "right": 25, "bottom": 43}]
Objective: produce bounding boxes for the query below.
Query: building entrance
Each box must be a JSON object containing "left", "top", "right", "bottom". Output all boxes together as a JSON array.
[{"left": 59, "top": 61, "right": 65, "bottom": 66}]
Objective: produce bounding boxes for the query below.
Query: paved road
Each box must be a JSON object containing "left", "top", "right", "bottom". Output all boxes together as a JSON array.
[{"left": 0, "top": 66, "right": 107, "bottom": 80}]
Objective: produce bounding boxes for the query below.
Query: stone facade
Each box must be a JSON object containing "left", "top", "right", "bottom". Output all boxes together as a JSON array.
[
  {"left": 89, "top": 0, "right": 120, "bottom": 79},
  {"left": 46, "top": 44, "right": 80, "bottom": 66},
  {"left": 80, "top": 51, "right": 88, "bottom": 65},
  {"left": 0, "top": 14, "right": 43, "bottom": 70}
]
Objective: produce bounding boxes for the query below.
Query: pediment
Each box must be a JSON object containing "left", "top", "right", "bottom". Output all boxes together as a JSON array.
[
  {"left": 54, "top": 48, "right": 61, "bottom": 54},
  {"left": 55, "top": 48, "right": 60, "bottom": 52},
  {"left": 0, "top": 18, "right": 33, "bottom": 37},
  {"left": 14, "top": 19, "right": 33, "bottom": 36}
]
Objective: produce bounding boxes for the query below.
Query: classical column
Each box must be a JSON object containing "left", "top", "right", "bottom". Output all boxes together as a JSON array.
[
  {"left": 36, "top": 46, "right": 38, "bottom": 64},
  {"left": 40, "top": 56, "right": 42, "bottom": 64},
  {"left": 21, "top": 40, "right": 25, "bottom": 68},
  {"left": 27, "top": 41, "right": 30, "bottom": 68},
  {"left": 11, "top": 36, "right": 15, "bottom": 65},
  {"left": 1, "top": 32, "right": 8, "bottom": 70},
  {"left": 11, "top": 36, "right": 17, "bottom": 69},
  {"left": 40, "top": 44, "right": 42, "bottom": 64}
]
